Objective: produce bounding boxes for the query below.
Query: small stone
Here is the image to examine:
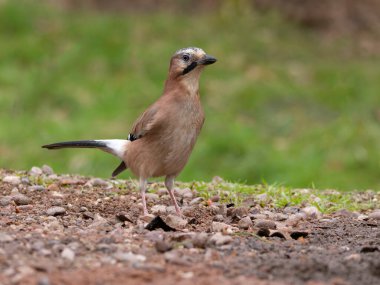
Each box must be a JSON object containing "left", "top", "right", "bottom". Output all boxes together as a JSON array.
[
  {"left": 145, "top": 193, "right": 159, "bottom": 202},
  {"left": 256, "top": 193, "right": 268, "bottom": 202},
  {"left": 29, "top": 166, "right": 43, "bottom": 176},
  {"left": 42, "top": 165, "right": 54, "bottom": 175},
  {"left": 165, "top": 214, "right": 188, "bottom": 229},
  {"left": 151, "top": 205, "right": 167, "bottom": 216},
  {"left": 83, "top": 211, "right": 94, "bottom": 219},
  {"left": 227, "top": 206, "right": 248, "bottom": 218},
  {"left": 61, "top": 248, "right": 75, "bottom": 262},
  {"left": 164, "top": 250, "right": 190, "bottom": 266},
  {"left": 286, "top": 213, "right": 306, "bottom": 227},
  {"left": 255, "top": 219, "right": 276, "bottom": 230},
  {"left": 368, "top": 210, "right": 380, "bottom": 220},
  {"left": 283, "top": 206, "right": 300, "bottom": 214},
  {"left": 210, "top": 195, "right": 220, "bottom": 202},
  {"left": 344, "top": 253, "right": 361, "bottom": 262},
  {"left": 37, "top": 276, "right": 50, "bottom": 285},
  {"left": 114, "top": 252, "right": 146, "bottom": 263},
  {"left": 0, "top": 233, "right": 12, "bottom": 242},
  {"left": 212, "top": 176, "right": 224, "bottom": 184},
  {"left": 157, "top": 188, "right": 168, "bottom": 196},
  {"left": 0, "top": 196, "right": 13, "bottom": 206},
  {"left": 250, "top": 213, "right": 267, "bottom": 220},
  {"left": 209, "top": 232, "right": 233, "bottom": 246},
  {"left": 190, "top": 197, "right": 204, "bottom": 205},
  {"left": 334, "top": 209, "right": 357, "bottom": 218},
  {"left": 301, "top": 206, "right": 321, "bottom": 219},
  {"left": 213, "top": 214, "right": 225, "bottom": 222},
  {"left": 12, "top": 193, "right": 31, "bottom": 205},
  {"left": 238, "top": 216, "right": 253, "bottom": 229},
  {"left": 89, "top": 178, "right": 109, "bottom": 187},
  {"left": 46, "top": 206, "right": 66, "bottom": 216},
  {"left": 28, "top": 185, "right": 45, "bottom": 191},
  {"left": 3, "top": 175, "right": 21, "bottom": 185},
  {"left": 47, "top": 184, "right": 60, "bottom": 191},
  {"left": 211, "top": 221, "right": 236, "bottom": 233},
  {"left": 192, "top": 232, "right": 208, "bottom": 248},
  {"left": 155, "top": 240, "right": 173, "bottom": 253},
  {"left": 175, "top": 188, "right": 193, "bottom": 199},
  {"left": 357, "top": 214, "right": 368, "bottom": 221}
]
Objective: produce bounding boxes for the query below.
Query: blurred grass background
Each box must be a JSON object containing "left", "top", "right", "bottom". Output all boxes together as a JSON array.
[{"left": 0, "top": 0, "right": 380, "bottom": 190}]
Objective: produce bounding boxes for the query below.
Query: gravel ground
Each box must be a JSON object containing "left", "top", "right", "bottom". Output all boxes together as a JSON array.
[{"left": 0, "top": 167, "right": 379, "bottom": 285}]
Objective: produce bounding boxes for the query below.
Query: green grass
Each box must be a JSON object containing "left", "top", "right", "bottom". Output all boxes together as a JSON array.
[{"left": 1, "top": 1, "right": 380, "bottom": 191}]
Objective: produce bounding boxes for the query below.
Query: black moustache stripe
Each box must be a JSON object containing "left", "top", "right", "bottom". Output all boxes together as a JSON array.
[{"left": 182, "top": 62, "right": 198, "bottom": 75}]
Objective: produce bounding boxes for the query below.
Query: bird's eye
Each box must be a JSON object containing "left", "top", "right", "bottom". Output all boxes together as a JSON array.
[{"left": 182, "top": 54, "right": 190, "bottom": 62}]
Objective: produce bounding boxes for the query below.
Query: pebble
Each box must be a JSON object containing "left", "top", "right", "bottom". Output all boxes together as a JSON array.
[
  {"left": 210, "top": 195, "right": 220, "bottom": 202},
  {"left": 227, "top": 206, "right": 248, "bottom": 218},
  {"left": 238, "top": 216, "right": 253, "bottom": 229},
  {"left": 61, "top": 247, "right": 75, "bottom": 262},
  {"left": 211, "top": 221, "right": 236, "bottom": 233},
  {"left": 164, "top": 251, "right": 190, "bottom": 266},
  {"left": 368, "top": 210, "right": 380, "bottom": 220},
  {"left": 255, "top": 219, "right": 277, "bottom": 230},
  {"left": 212, "top": 176, "right": 224, "bottom": 184},
  {"left": 256, "top": 193, "right": 269, "bottom": 203},
  {"left": 28, "top": 185, "right": 45, "bottom": 191},
  {"left": 209, "top": 232, "right": 233, "bottom": 246},
  {"left": 213, "top": 214, "right": 225, "bottom": 222},
  {"left": 83, "top": 211, "right": 95, "bottom": 219},
  {"left": 165, "top": 214, "right": 188, "bottom": 229},
  {"left": 155, "top": 240, "right": 173, "bottom": 253},
  {"left": 37, "top": 276, "right": 51, "bottom": 285},
  {"left": 286, "top": 213, "right": 306, "bottom": 227},
  {"left": 157, "top": 188, "right": 168, "bottom": 196},
  {"left": 115, "top": 211, "right": 133, "bottom": 222},
  {"left": 29, "top": 166, "right": 43, "bottom": 176},
  {"left": 175, "top": 188, "right": 193, "bottom": 199},
  {"left": 46, "top": 206, "right": 66, "bottom": 216},
  {"left": 3, "top": 175, "right": 21, "bottom": 185},
  {"left": 192, "top": 232, "right": 209, "bottom": 248},
  {"left": 12, "top": 193, "right": 31, "bottom": 205},
  {"left": 283, "top": 206, "right": 300, "bottom": 214},
  {"left": 0, "top": 233, "right": 12, "bottom": 242},
  {"left": 250, "top": 213, "right": 267, "bottom": 220},
  {"left": 42, "top": 165, "right": 54, "bottom": 175},
  {"left": 145, "top": 193, "right": 159, "bottom": 202},
  {"left": 344, "top": 253, "right": 361, "bottom": 262},
  {"left": 114, "top": 252, "right": 146, "bottom": 264},
  {"left": 0, "top": 196, "right": 13, "bottom": 206},
  {"left": 301, "top": 206, "right": 322, "bottom": 219},
  {"left": 190, "top": 197, "right": 204, "bottom": 205},
  {"left": 151, "top": 205, "right": 167, "bottom": 216}
]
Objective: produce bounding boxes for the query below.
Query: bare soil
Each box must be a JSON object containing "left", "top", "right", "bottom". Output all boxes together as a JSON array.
[{"left": 0, "top": 168, "right": 379, "bottom": 285}]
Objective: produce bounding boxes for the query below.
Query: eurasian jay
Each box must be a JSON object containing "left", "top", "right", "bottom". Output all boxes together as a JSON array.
[{"left": 42, "top": 47, "right": 217, "bottom": 216}]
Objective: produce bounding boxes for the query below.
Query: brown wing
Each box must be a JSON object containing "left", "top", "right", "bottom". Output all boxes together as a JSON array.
[{"left": 128, "top": 104, "right": 159, "bottom": 141}]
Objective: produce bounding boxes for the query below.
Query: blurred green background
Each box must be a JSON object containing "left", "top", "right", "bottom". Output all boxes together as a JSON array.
[{"left": 1, "top": 0, "right": 380, "bottom": 190}]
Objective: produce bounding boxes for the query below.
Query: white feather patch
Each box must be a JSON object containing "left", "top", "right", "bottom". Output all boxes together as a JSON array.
[{"left": 95, "top": 139, "right": 130, "bottom": 159}]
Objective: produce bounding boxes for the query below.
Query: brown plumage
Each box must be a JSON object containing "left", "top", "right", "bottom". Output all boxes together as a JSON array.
[{"left": 42, "top": 47, "right": 217, "bottom": 215}]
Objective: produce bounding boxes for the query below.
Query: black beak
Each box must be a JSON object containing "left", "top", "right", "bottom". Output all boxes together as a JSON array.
[{"left": 198, "top": 54, "right": 217, "bottom": 65}]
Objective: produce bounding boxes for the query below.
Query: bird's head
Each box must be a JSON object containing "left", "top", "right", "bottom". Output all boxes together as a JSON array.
[{"left": 168, "top": 47, "right": 217, "bottom": 81}]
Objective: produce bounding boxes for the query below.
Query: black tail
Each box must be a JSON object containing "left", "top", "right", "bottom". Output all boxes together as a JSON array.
[{"left": 42, "top": 140, "right": 107, "bottom": 149}]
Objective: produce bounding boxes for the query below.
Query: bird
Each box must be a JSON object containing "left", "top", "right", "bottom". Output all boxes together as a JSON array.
[{"left": 42, "top": 47, "right": 217, "bottom": 216}]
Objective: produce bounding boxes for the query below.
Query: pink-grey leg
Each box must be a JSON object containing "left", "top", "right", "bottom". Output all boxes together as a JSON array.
[
  {"left": 165, "top": 175, "right": 181, "bottom": 215},
  {"left": 139, "top": 177, "right": 148, "bottom": 215}
]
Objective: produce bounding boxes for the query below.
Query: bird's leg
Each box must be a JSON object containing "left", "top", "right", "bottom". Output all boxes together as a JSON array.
[
  {"left": 139, "top": 177, "right": 149, "bottom": 216},
  {"left": 165, "top": 175, "right": 182, "bottom": 215}
]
